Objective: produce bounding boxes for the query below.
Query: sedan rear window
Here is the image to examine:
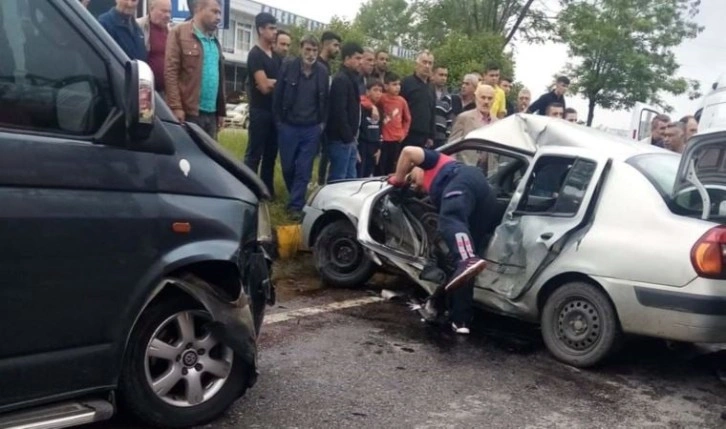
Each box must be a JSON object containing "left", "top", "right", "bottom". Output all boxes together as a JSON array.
[
  {"left": 627, "top": 153, "right": 680, "bottom": 196},
  {"left": 629, "top": 152, "right": 726, "bottom": 221}
]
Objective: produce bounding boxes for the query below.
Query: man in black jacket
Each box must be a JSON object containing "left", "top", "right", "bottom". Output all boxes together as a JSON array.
[
  {"left": 401, "top": 51, "right": 436, "bottom": 148},
  {"left": 326, "top": 42, "right": 363, "bottom": 181},
  {"left": 273, "top": 35, "right": 329, "bottom": 219},
  {"left": 528, "top": 76, "right": 570, "bottom": 115}
]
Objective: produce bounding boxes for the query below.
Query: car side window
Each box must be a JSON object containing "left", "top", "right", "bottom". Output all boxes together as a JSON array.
[
  {"left": 0, "top": 0, "right": 113, "bottom": 136},
  {"left": 517, "top": 156, "right": 597, "bottom": 215}
]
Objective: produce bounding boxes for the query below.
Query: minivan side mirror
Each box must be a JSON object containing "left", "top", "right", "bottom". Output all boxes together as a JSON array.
[{"left": 124, "top": 60, "right": 155, "bottom": 140}]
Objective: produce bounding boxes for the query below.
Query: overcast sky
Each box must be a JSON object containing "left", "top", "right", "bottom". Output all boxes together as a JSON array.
[{"left": 261, "top": 0, "right": 724, "bottom": 129}]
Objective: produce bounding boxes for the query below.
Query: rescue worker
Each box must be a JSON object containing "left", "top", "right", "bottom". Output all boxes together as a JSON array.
[{"left": 388, "top": 146, "right": 496, "bottom": 334}]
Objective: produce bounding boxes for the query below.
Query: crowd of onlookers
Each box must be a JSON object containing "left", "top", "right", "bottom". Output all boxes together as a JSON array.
[
  {"left": 93, "top": 0, "right": 689, "bottom": 221},
  {"left": 643, "top": 113, "right": 699, "bottom": 154}
]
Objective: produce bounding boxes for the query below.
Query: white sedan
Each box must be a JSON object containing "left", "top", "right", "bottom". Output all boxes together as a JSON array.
[{"left": 301, "top": 114, "right": 726, "bottom": 368}]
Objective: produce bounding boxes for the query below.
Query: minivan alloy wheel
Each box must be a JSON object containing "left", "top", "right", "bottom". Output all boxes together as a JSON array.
[{"left": 144, "top": 310, "right": 233, "bottom": 407}]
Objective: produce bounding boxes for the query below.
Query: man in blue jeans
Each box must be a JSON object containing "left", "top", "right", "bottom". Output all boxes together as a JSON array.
[
  {"left": 244, "top": 12, "right": 280, "bottom": 198},
  {"left": 325, "top": 42, "right": 363, "bottom": 182},
  {"left": 273, "top": 35, "right": 329, "bottom": 220},
  {"left": 389, "top": 146, "right": 496, "bottom": 334}
]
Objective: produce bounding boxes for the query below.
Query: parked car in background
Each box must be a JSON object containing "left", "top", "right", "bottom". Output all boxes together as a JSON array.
[
  {"left": 302, "top": 114, "right": 726, "bottom": 368},
  {"left": 224, "top": 103, "right": 250, "bottom": 129},
  {"left": 0, "top": 1, "right": 274, "bottom": 428}
]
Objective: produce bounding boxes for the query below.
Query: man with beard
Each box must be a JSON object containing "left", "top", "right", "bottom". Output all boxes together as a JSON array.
[
  {"left": 273, "top": 35, "right": 329, "bottom": 220},
  {"left": 274, "top": 30, "right": 292, "bottom": 61},
  {"left": 372, "top": 50, "right": 389, "bottom": 82},
  {"left": 316, "top": 31, "right": 342, "bottom": 186}
]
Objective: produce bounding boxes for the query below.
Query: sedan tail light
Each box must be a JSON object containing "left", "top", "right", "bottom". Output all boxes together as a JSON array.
[{"left": 691, "top": 226, "right": 726, "bottom": 278}]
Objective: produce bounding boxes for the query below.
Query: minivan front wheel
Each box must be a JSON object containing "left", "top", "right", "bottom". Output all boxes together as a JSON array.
[
  {"left": 541, "top": 282, "right": 622, "bottom": 368},
  {"left": 119, "top": 290, "right": 250, "bottom": 428}
]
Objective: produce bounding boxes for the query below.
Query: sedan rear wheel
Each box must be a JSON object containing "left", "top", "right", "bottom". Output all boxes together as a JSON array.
[{"left": 541, "top": 282, "right": 622, "bottom": 368}]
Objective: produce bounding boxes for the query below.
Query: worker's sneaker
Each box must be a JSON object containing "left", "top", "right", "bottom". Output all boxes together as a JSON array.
[
  {"left": 451, "top": 322, "right": 470, "bottom": 335},
  {"left": 444, "top": 257, "right": 487, "bottom": 292}
]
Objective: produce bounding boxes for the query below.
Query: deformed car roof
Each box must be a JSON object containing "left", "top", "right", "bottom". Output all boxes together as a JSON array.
[{"left": 462, "top": 113, "right": 668, "bottom": 161}]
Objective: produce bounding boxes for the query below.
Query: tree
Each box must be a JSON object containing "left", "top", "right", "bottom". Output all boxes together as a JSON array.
[
  {"left": 557, "top": 0, "right": 703, "bottom": 125},
  {"left": 355, "top": 0, "right": 417, "bottom": 49},
  {"left": 431, "top": 31, "right": 515, "bottom": 89},
  {"left": 415, "top": 0, "right": 554, "bottom": 50}
]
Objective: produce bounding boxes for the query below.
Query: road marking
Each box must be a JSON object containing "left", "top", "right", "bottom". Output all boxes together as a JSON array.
[{"left": 263, "top": 296, "right": 385, "bottom": 325}]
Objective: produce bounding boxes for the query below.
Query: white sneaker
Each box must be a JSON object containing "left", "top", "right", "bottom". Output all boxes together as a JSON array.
[{"left": 451, "top": 323, "right": 470, "bottom": 335}]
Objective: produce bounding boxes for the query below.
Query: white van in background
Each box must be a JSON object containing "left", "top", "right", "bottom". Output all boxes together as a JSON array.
[
  {"left": 697, "top": 73, "right": 726, "bottom": 133},
  {"left": 629, "top": 101, "right": 662, "bottom": 142}
]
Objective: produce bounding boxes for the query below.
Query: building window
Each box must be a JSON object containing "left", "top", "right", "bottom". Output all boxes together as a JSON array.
[
  {"left": 223, "top": 19, "right": 236, "bottom": 53},
  {"left": 235, "top": 23, "right": 252, "bottom": 53}
]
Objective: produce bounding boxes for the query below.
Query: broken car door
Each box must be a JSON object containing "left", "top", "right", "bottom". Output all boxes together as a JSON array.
[
  {"left": 477, "top": 146, "right": 611, "bottom": 301},
  {"left": 357, "top": 139, "right": 531, "bottom": 295}
]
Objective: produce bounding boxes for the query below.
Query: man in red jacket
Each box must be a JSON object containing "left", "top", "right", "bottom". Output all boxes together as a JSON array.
[{"left": 388, "top": 146, "right": 497, "bottom": 334}]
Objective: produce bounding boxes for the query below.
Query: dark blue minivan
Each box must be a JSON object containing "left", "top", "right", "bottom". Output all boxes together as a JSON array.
[{"left": 0, "top": 1, "right": 273, "bottom": 427}]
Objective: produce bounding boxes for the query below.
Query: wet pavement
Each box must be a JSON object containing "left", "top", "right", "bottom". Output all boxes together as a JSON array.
[{"left": 91, "top": 258, "right": 726, "bottom": 428}]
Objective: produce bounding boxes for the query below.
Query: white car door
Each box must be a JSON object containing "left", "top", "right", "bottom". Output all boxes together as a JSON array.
[{"left": 476, "top": 146, "right": 612, "bottom": 300}]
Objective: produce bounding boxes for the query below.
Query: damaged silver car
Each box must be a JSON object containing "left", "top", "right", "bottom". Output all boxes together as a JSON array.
[{"left": 302, "top": 114, "right": 726, "bottom": 368}]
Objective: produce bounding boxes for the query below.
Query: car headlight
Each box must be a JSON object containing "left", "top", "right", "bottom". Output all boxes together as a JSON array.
[
  {"left": 306, "top": 185, "right": 323, "bottom": 206},
  {"left": 257, "top": 201, "right": 273, "bottom": 244}
]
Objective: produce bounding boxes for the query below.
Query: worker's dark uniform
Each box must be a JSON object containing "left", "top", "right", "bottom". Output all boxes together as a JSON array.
[{"left": 420, "top": 149, "right": 497, "bottom": 323}]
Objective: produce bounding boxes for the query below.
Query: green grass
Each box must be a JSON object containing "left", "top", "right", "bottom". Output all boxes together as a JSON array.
[{"left": 217, "top": 129, "right": 298, "bottom": 226}]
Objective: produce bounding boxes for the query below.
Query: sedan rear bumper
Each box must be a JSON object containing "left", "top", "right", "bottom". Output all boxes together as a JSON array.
[{"left": 599, "top": 276, "right": 726, "bottom": 343}]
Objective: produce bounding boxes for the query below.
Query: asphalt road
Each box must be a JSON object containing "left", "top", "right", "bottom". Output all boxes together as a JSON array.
[{"left": 91, "top": 271, "right": 726, "bottom": 428}]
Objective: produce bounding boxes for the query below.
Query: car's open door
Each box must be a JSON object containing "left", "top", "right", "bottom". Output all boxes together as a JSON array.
[
  {"left": 356, "top": 139, "right": 533, "bottom": 295},
  {"left": 629, "top": 102, "right": 662, "bottom": 142},
  {"left": 672, "top": 130, "right": 726, "bottom": 220},
  {"left": 477, "top": 146, "right": 612, "bottom": 301}
]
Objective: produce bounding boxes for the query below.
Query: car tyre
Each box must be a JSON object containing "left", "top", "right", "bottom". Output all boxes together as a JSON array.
[
  {"left": 119, "top": 284, "right": 250, "bottom": 428},
  {"left": 314, "top": 220, "right": 376, "bottom": 288},
  {"left": 541, "top": 282, "right": 622, "bottom": 368}
]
